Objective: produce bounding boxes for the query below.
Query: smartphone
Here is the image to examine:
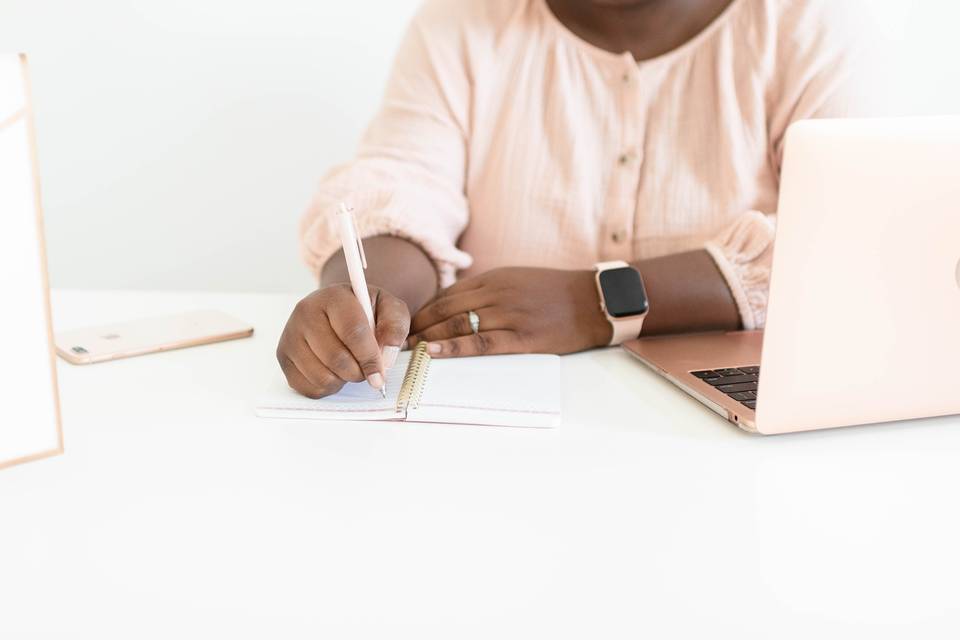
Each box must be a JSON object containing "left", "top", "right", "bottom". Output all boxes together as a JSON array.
[{"left": 55, "top": 310, "right": 254, "bottom": 364}]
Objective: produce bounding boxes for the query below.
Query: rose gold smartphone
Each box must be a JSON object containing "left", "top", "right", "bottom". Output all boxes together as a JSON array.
[{"left": 55, "top": 310, "right": 254, "bottom": 364}]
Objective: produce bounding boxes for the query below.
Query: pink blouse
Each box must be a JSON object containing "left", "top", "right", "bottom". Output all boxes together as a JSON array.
[{"left": 301, "top": 0, "right": 877, "bottom": 330}]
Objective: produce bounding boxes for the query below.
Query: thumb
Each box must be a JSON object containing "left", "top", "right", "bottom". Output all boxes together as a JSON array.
[{"left": 374, "top": 291, "right": 411, "bottom": 370}]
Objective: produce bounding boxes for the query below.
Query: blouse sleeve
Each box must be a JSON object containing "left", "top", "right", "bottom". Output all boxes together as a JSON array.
[
  {"left": 704, "top": 0, "right": 885, "bottom": 330},
  {"left": 299, "top": 1, "right": 474, "bottom": 286}
]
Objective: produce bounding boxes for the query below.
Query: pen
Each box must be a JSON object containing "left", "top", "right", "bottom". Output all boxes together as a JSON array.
[{"left": 336, "top": 202, "right": 387, "bottom": 398}]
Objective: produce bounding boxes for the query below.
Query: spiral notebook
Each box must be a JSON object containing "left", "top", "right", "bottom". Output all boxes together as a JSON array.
[{"left": 256, "top": 343, "right": 562, "bottom": 428}]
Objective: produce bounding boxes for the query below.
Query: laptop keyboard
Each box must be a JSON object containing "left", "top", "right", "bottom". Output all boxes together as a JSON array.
[{"left": 691, "top": 367, "right": 761, "bottom": 410}]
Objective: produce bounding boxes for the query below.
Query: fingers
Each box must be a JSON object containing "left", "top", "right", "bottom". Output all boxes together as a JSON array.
[
  {"left": 277, "top": 348, "right": 344, "bottom": 399},
  {"left": 326, "top": 297, "right": 386, "bottom": 390},
  {"left": 304, "top": 325, "right": 364, "bottom": 384},
  {"left": 409, "top": 312, "right": 474, "bottom": 347},
  {"left": 411, "top": 289, "right": 494, "bottom": 335},
  {"left": 278, "top": 286, "right": 417, "bottom": 398},
  {"left": 432, "top": 274, "right": 486, "bottom": 298},
  {"left": 374, "top": 292, "right": 411, "bottom": 370},
  {"left": 424, "top": 330, "right": 522, "bottom": 358},
  {"left": 407, "top": 306, "right": 505, "bottom": 348}
]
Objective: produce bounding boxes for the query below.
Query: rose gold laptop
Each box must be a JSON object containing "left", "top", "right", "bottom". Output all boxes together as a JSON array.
[{"left": 623, "top": 117, "right": 960, "bottom": 435}]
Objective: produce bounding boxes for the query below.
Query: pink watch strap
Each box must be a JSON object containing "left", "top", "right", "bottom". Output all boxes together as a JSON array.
[{"left": 595, "top": 261, "right": 647, "bottom": 346}]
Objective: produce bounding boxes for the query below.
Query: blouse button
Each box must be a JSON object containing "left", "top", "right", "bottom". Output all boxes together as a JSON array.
[
  {"left": 621, "top": 72, "right": 631, "bottom": 84},
  {"left": 611, "top": 230, "right": 627, "bottom": 243}
]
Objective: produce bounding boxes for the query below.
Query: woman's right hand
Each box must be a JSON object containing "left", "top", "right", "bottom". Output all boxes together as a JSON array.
[{"left": 276, "top": 285, "right": 411, "bottom": 398}]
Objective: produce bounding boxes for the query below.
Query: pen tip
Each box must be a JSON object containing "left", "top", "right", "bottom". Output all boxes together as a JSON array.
[{"left": 380, "top": 387, "right": 387, "bottom": 399}]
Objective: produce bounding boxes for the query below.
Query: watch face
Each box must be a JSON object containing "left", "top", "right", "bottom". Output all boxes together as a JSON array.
[{"left": 599, "top": 267, "right": 649, "bottom": 318}]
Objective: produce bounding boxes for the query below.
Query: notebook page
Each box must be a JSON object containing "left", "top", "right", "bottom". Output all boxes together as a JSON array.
[
  {"left": 255, "top": 350, "right": 411, "bottom": 421},
  {"left": 407, "top": 353, "right": 562, "bottom": 428}
]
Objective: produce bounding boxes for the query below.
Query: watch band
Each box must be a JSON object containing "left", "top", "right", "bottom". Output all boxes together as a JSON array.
[
  {"left": 595, "top": 260, "right": 631, "bottom": 270},
  {"left": 595, "top": 260, "right": 648, "bottom": 346}
]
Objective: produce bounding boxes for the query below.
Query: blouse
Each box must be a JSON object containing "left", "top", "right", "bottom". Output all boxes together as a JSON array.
[{"left": 300, "top": 0, "right": 878, "bottom": 329}]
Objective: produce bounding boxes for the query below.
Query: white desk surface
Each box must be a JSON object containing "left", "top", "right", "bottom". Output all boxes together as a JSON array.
[{"left": 3, "top": 290, "right": 960, "bottom": 639}]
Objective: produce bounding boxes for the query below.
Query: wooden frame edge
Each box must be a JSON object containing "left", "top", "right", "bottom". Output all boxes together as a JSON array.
[
  {"left": 0, "top": 107, "right": 26, "bottom": 132},
  {"left": 20, "top": 52, "right": 65, "bottom": 462},
  {"left": 0, "top": 446, "right": 63, "bottom": 471}
]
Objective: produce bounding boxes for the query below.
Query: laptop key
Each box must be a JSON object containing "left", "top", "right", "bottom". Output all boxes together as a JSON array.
[
  {"left": 738, "top": 366, "right": 760, "bottom": 375},
  {"left": 704, "top": 374, "right": 758, "bottom": 387},
  {"left": 730, "top": 392, "right": 754, "bottom": 401},
  {"left": 691, "top": 370, "right": 721, "bottom": 379},
  {"left": 740, "top": 401, "right": 757, "bottom": 410},
  {"left": 716, "top": 368, "right": 743, "bottom": 377},
  {"left": 717, "top": 382, "right": 759, "bottom": 393}
]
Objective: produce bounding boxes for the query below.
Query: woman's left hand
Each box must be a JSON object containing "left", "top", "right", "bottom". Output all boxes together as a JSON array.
[{"left": 407, "top": 267, "right": 612, "bottom": 357}]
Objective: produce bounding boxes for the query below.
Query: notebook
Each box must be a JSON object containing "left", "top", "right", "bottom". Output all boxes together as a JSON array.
[{"left": 256, "top": 343, "right": 562, "bottom": 428}]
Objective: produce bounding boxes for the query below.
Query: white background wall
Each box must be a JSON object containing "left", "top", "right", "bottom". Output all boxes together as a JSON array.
[
  {"left": 2, "top": 0, "right": 421, "bottom": 294},
  {"left": 2, "top": 0, "right": 959, "bottom": 293}
]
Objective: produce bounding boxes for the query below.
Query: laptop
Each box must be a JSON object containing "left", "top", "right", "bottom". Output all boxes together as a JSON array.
[
  {"left": 0, "top": 53, "right": 63, "bottom": 469},
  {"left": 623, "top": 116, "right": 960, "bottom": 435}
]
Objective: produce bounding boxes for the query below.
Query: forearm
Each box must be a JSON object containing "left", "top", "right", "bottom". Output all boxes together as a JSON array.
[
  {"left": 631, "top": 249, "right": 741, "bottom": 336},
  {"left": 321, "top": 235, "right": 439, "bottom": 313},
  {"left": 406, "top": 251, "right": 743, "bottom": 358}
]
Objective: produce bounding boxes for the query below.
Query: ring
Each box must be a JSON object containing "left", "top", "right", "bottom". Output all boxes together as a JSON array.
[{"left": 467, "top": 310, "right": 480, "bottom": 334}]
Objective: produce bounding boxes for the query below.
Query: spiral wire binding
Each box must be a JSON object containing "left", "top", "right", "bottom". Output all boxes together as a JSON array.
[{"left": 396, "top": 342, "right": 431, "bottom": 412}]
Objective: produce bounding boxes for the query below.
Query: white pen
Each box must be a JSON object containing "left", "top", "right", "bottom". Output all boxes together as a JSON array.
[{"left": 336, "top": 202, "right": 387, "bottom": 398}]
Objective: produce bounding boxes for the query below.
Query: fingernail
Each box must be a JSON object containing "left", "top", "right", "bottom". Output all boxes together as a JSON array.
[
  {"left": 367, "top": 372, "right": 385, "bottom": 390},
  {"left": 381, "top": 345, "right": 400, "bottom": 370},
  {"left": 427, "top": 343, "right": 442, "bottom": 354}
]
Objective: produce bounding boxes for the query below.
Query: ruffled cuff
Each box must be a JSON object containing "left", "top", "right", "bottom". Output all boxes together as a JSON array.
[
  {"left": 704, "top": 211, "right": 777, "bottom": 330},
  {"left": 300, "top": 188, "right": 473, "bottom": 288}
]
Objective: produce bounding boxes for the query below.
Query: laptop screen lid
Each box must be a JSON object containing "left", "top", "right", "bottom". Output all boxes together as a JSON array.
[{"left": 756, "top": 117, "right": 960, "bottom": 434}]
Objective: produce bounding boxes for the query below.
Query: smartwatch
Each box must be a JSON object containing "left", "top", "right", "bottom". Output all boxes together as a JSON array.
[{"left": 594, "top": 261, "right": 649, "bottom": 345}]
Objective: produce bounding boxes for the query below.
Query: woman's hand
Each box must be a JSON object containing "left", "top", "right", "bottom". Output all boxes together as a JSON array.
[
  {"left": 407, "top": 267, "right": 611, "bottom": 357},
  {"left": 277, "top": 285, "right": 410, "bottom": 398}
]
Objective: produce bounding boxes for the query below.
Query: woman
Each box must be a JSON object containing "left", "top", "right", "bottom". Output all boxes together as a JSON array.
[{"left": 278, "top": 0, "right": 876, "bottom": 398}]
